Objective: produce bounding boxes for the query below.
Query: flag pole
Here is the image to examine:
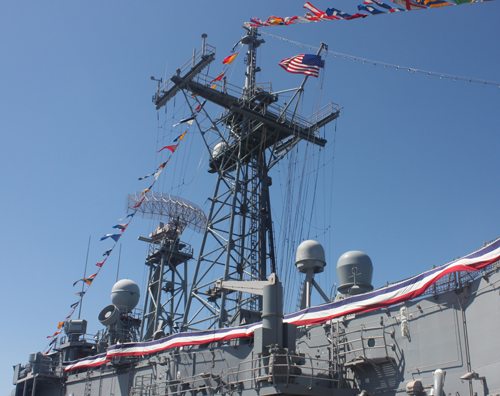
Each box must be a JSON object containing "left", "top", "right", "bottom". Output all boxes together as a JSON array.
[
  {"left": 78, "top": 235, "right": 91, "bottom": 320},
  {"left": 278, "top": 42, "right": 327, "bottom": 123}
]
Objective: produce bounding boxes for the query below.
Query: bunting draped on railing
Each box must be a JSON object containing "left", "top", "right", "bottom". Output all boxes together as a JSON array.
[
  {"left": 64, "top": 236, "right": 500, "bottom": 371},
  {"left": 243, "top": 0, "right": 494, "bottom": 27}
]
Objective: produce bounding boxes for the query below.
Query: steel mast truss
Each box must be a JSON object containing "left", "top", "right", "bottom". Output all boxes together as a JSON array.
[{"left": 153, "top": 30, "right": 340, "bottom": 331}]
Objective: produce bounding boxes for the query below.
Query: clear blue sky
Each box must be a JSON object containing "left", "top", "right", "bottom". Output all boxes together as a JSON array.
[{"left": 1, "top": 0, "right": 499, "bottom": 392}]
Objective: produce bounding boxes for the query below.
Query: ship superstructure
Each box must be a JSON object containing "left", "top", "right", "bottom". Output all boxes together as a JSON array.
[{"left": 11, "top": 29, "right": 500, "bottom": 396}]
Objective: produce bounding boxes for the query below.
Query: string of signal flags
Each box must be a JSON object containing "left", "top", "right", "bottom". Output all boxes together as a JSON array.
[
  {"left": 202, "top": 24, "right": 500, "bottom": 90},
  {"left": 244, "top": 0, "right": 494, "bottom": 27},
  {"left": 43, "top": 43, "right": 320, "bottom": 353},
  {"left": 43, "top": 98, "right": 207, "bottom": 355},
  {"left": 219, "top": 31, "right": 499, "bottom": 88},
  {"left": 244, "top": 1, "right": 499, "bottom": 87},
  {"left": 44, "top": 44, "right": 247, "bottom": 354}
]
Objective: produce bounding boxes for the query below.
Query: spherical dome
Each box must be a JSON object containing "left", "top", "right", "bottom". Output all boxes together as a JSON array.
[
  {"left": 111, "top": 279, "right": 140, "bottom": 312},
  {"left": 295, "top": 240, "right": 326, "bottom": 274},
  {"left": 213, "top": 142, "right": 228, "bottom": 158},
  {"left": 336, "top": 251, "right": 373, "bottom": 295}
]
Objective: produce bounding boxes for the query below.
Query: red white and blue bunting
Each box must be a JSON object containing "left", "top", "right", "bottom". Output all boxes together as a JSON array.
[{"left": 64, "top": 236, "right": 500, "bottom": 371}]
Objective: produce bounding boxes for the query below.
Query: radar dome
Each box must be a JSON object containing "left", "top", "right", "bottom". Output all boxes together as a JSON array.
[
  {"left": 295, "top": 240, "right": 326, "bottom": 274},
  {"left": 111, "top": 279, "right": 140, "bottom": 312},
  {"left": 336, "top": 251, "right": 373, "bottom": 296},
  {"left": 213, "top": 142, "right": 228, "bottom": 158}
]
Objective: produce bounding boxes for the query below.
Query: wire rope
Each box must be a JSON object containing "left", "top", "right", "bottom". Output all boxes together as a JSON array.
[{"left": 263, "top": 31, "right": 500, "bottom": 88}]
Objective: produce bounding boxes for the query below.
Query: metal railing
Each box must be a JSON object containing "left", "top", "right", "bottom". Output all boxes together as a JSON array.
[
  {"left": 130, "top": 353, "right": 342, "bottom": 396},
  {"left": 267, "top": 101, "right": 340, "bottom": 131},
  {"left": 153, "top": 43, "right": 216, "bottom": 104},
  {"left": 333, "top": 323, "right": 394, "bottom": 361},
  {"left": 379, "top": 257, "right": 500, "bottom": 299}
]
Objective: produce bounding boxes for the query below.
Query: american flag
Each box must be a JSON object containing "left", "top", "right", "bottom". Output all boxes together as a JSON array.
[{"left": 279, "top": 54, "right": 325, "bottom": 78}]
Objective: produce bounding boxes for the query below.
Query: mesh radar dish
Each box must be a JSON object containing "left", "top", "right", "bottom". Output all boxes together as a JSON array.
[
  {"left": 128, "top": 191, "right": 207, "bottom": 340},
  {"left": 127, "top": 191, "right": 207, "bottom": 236}
]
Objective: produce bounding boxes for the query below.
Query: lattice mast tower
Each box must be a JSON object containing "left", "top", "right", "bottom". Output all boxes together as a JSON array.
[{"left": 152, "top": 29, "right": 339, "bottom": 331}]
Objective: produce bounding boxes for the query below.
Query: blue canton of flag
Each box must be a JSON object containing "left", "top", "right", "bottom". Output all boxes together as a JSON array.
[{"left": 302, "top": 54, "right": 325, "bottom": 68}]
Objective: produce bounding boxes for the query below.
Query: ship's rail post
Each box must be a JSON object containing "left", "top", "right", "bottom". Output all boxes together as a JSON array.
[
  {"left": 383, "top": 322, "right": 390, "bottom": 358},
  {"left": 270, "top": 354, "right": 276, "bottom": 384},
  {"left": 360, "top": 325, "right": 366, "bottom": 357},
  {"left": 308, "top": 354, "right": 314, "bottom": 390},
  {"left": 253, "top": 355, "right": 258, "bottom": 389},
  {"left": 335, "top": 321, "right": 342, "bottom": 387},
  {"left": 286, "top": 352, "right": 291, "bottom": 385},
  {"left": 202, "top": 33, "right": 207, "bottom": 56}
]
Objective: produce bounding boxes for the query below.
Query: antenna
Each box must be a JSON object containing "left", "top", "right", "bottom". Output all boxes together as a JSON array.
[
  {"left": 127, "top": 191, "right": 207, "bottom": 235},
  {"left": 152, "top": 29, "right": 339, "bottom": 332},
  {"left": 126, "top": 191, "right": 207, "bottom": 340},
  {"left": 153, "top": 34, "right": 215, "bottom": 110},
  {"left": 295, "top": 240, "right": 331, "bottom": 309},
  {"left": 116, "top": 243, "right": 121, "bottom": 283},
  {"left": 179, "top": 28, "right": 338, "bottom": 331}
]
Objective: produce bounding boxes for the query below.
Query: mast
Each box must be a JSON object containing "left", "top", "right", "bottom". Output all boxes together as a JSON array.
[{"left": 152, "top": 30, "right": 340, "bottom": 331}]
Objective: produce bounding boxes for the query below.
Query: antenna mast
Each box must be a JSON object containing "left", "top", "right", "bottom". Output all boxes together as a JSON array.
[{"left": 153, "top": 30, "right": 339, "bottom": 331}]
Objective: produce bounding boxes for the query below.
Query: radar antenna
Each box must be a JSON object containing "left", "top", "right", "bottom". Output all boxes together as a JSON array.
[
  {"left": 128, "top": 191, "right": 207, "bottom": 235},
  {"left": 127, "top": 192, "right": 207, "bottom": 340}
]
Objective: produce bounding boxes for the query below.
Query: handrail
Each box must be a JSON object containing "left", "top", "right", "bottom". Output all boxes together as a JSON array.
[
  {"left": 308, "top": 354, "right": 314, "bottom": 390},
  {"left": 130, "top": 353, "right": 342, "bottom": 396}
]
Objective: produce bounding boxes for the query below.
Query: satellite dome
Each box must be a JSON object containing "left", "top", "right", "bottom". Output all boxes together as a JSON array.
[
  {"left": 295, "top": 240, "right": 326, "bottom": 274},
  {"left": 336, "top": 251, "right": 373, "bottom": 296},
  {"left": 111, "top": 279, "right": 140, "bottom": 312},
  {"left": 213, "top": 142, "right": 228, "bottom": 158}
]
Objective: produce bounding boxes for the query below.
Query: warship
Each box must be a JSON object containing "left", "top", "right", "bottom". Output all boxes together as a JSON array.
[{"left": 11, "top": 28, "right": 500, "bottom": 396}]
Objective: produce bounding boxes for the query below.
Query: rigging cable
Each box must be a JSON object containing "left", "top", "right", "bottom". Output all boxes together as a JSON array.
[{"left": 262, "top": 31, "right": 500, "bottom": 89}]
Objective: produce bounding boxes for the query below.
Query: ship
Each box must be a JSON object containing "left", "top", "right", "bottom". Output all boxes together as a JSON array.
[{"left": 10, "top": 27, "right": 500, "bottom": 396}]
